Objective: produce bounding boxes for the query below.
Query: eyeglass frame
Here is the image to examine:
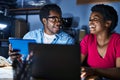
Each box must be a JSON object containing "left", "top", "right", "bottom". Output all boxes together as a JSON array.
[{"left": 47, "top": 16, "right": 62, "bottom": 23}]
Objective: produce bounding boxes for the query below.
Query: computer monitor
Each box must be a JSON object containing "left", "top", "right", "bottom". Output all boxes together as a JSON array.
[{"left": 29, "top": 43, "right": 80, "bottom": 80}]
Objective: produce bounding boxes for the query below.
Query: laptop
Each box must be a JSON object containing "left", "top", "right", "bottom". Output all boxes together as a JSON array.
[{"left": 29, "top": 43, "right": 80, "bottom": 80}]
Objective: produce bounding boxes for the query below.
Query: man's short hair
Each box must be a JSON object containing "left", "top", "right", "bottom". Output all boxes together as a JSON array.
[{"left": 39, "top": 4, "right": 62, "bottom": 23}]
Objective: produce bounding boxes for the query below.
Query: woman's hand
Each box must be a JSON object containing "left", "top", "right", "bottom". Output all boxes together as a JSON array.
[{"left": 81, "top": 67, "right": 95, "bottom": 78}]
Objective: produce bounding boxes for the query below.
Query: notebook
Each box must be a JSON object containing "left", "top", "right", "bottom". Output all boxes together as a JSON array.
[
  {"left": 29, "top": 43, "right": 80, "bottom": 80},
  {"left": 9, "top": 38, "right": 36, "bottom": 60}
]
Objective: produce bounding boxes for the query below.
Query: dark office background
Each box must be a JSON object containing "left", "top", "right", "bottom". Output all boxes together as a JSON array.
[
  {"left": 14, "top": 0, "right": 120, "bottom": 33},
  {"left": 0, "top": 0, "right": 120, "bottom": 58}
]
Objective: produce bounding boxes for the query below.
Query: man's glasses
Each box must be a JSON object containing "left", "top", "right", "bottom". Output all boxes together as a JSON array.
[{"left": 47, "top": 16, "right": 62, "bottom": 23}]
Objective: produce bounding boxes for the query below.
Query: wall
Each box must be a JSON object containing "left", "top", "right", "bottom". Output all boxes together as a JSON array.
[{"left": 16, "top": 0, "right": 120, "bottom": 34}]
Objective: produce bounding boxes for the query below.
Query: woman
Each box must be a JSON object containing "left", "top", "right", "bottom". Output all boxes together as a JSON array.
[{"left": 80, "top": 4, "right": 120, "bottom": 80}]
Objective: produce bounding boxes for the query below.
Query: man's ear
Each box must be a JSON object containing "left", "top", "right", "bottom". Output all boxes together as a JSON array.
[
  {"left": 42, "top": 18, "right": 47, "bottom": 24},
  {"left": 105, "top": 20, "right": 112, "bottom": 28}
]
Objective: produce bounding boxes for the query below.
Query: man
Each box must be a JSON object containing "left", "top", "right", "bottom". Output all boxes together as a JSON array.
[{"left": 8, "top": 4, "right": 75, "bottom": 63}]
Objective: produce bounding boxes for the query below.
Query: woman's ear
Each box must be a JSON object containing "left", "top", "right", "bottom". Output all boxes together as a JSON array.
[{"left": 105, "top": 20, "right": 112, "bottom": 28}]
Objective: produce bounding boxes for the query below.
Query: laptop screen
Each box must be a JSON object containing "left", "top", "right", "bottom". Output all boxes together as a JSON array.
[{"left": 29, "top": 43, "right": 80, "bottom": 80}]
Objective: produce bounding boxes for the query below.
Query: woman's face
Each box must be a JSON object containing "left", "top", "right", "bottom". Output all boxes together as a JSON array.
[
  {"left": 43, "top": 10, "right": 62, "bottom": 35},
  {"left": 89, "top": 12, "right": 107, "bottom": 34}
]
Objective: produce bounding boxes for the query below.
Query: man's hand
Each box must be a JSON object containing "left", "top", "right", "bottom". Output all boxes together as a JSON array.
[{"left": 8, "top": 44, "right": 22, "bottom": 62}]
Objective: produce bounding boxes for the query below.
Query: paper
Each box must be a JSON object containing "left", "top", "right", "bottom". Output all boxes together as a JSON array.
[{"left": 0, "top": 66, "right": 13, "bottom": 79}]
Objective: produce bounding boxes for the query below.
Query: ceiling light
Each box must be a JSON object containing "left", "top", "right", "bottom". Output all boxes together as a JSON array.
[{"left": 0, "top": 23, "right": 7, "bottom": 30}]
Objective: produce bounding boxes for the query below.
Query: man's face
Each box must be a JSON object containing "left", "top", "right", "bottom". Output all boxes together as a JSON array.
[{"left": 43, "top": 10, "right": 62, "bottom": 35}]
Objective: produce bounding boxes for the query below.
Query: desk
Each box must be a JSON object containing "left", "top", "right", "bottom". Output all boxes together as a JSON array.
[{"left": 0, "top": 66, "right": 13, "bottom": 80}]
